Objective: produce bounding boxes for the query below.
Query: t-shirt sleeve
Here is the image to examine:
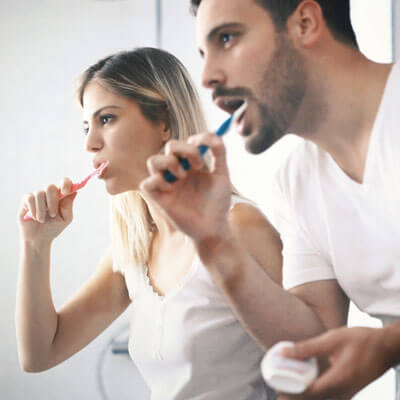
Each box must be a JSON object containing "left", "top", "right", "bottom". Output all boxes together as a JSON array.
[{"left": 269, "top": 178, "right": 336, "bottom": 290}]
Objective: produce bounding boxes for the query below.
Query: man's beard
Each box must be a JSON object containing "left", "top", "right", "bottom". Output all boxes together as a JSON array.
[{"left": 246, "top": 34, "right": 307, "bottom": 154}]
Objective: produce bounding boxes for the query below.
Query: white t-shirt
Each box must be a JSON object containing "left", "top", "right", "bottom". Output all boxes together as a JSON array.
[
  {"left": 270, "top": 62, "right": 400, "bottom": 320},
  {"left": 114, "top": 196, "right": 274, "bottom": 400}
]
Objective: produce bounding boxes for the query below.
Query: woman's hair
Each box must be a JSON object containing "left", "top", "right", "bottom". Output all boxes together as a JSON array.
[{"left": 77, "top": 47, "right": 237, "bottom": 272}]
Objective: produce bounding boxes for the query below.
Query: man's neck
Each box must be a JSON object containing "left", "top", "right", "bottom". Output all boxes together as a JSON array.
[{"left": 294, "top": 52, "right": 393, "bottom": 183}]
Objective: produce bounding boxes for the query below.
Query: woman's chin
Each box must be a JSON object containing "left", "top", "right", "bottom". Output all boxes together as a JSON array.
[{"left": 105, "top": 180, "right": 138, "bottom": 195}]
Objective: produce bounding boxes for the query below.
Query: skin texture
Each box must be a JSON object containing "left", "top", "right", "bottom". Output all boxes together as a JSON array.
[{"left": 142, "top": 0, "right": 398, "bottom": 398}]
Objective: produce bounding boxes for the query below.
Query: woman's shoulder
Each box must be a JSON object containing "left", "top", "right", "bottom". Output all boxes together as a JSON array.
[
  {"left": 229, "top": 195, "right": 269, "bottom": 230},
  {"left": 229, "top": 194, "right": 279, "bottom": 240},
  {"left": 229, "top": 194, "right": 282, "bottom": 285}
]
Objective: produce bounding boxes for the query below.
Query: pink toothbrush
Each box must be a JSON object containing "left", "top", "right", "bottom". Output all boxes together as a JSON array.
[{"left": 23, "top": 161, "right": 108, "bottom": 221}]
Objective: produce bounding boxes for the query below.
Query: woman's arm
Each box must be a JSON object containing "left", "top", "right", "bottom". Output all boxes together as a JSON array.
[
  {"left": 16, "top": 245, "right": 131, "bottom": 372},
  {"left": 16, "top": 179, "right": 131, "bottom": 372}
]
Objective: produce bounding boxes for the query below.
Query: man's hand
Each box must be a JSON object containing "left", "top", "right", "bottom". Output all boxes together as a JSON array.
[
  {"left": 140, "top": 133, "right": 232, "bottom": 243},
  {"left": 280, "top": 326, "right": 394, "bottom": 400}
]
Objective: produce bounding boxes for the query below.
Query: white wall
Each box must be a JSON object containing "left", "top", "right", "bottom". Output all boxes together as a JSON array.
[
  {"left": 395, "top": 0, "right": 400, "bottom": 60},
  {"left": 1, "top": 0, "right": 396, "bottom": 399}
]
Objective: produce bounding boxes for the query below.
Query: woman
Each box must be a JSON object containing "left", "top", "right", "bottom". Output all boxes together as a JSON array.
[{"left": 16, "top": 48, "right": 281, "bottom": 399}]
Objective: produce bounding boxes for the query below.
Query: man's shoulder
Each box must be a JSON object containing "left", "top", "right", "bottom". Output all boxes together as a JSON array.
[{"left": 273, "top": 137, "right": 320, "bottom": 192}]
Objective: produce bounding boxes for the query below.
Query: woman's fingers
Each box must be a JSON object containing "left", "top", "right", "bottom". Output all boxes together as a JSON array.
[
  {"left": 60, "top": 177, "right": 73, "bottom": 197},
  {"left": 35, "top": 191, "right": 47, "bottom": 223},
  {"left": 46, "top": 184, "right": 60, "bottom": 218},
  {"left": 22, "top": 178, "right": 74, "bottom": 223},
  {"left": 25, "top": 193, "right": 37, "bottom": 221}
]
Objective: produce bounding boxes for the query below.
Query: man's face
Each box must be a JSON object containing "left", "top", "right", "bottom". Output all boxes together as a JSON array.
[{"left": 196, "top": 0, "right": 307, "bottom": 154}]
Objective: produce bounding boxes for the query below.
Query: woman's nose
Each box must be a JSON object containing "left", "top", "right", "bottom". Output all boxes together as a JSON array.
[{"left": 85, "top": 126, "right": 103, "bottom": 153}]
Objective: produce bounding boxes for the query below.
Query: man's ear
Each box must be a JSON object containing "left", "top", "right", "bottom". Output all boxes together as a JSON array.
[{"left": 287, "top": 0, "right": 324, "bottom": 48}]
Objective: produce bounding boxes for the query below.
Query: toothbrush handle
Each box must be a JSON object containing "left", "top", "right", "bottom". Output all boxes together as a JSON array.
[
  {"left": 163, "top": 116, "right": 232, "bottom": 183},
  {"left": 163, "top": 145, "right": 209, "bottom": 183}
]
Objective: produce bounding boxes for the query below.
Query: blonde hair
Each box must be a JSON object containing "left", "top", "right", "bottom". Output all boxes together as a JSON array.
[{"left": 78, "top": 47, "right": 237, "bottom": 271}]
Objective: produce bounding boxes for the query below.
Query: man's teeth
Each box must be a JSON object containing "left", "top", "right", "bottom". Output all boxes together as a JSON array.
[
  {"left": 233, "top": 102, "right": 247, "bottom": 122},
  {"left": 223, "top": 100, "right": 244, "bottom": 113}
]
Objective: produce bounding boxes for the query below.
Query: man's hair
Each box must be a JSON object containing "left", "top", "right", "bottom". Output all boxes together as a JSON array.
[{"left": 190, "top": 0, "right": 358, "bottom": 48}]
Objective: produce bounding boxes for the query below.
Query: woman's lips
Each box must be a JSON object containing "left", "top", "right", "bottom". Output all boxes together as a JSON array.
[{"left": 98, "top": 163, "right": 108, "bottom": 179}]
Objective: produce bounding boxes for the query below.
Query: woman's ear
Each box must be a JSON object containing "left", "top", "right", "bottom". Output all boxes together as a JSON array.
[{"left": 161, "top": 124, "right": 171, "bottom": 143}]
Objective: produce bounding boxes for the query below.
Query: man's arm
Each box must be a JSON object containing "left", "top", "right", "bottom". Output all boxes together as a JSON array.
[
  {"left": 141, "top": 134, "right": 348, "bottom": 349},
  {"left": 195, "top": 212, "right": 348, "bottom": 348}
]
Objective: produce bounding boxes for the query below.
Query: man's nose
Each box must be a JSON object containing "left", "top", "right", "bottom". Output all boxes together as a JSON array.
[{"left": 201, "top": 56, "right": 226, "bottom": 89}]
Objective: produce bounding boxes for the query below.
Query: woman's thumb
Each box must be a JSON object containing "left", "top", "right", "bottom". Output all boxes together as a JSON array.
[{"left": 59, "top": 192, "right": 78, "bottom": 221}]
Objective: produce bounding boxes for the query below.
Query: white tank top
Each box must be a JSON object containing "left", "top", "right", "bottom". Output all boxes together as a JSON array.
[{"left": 115, "top": 196, "right": 274, "bottom": 400}]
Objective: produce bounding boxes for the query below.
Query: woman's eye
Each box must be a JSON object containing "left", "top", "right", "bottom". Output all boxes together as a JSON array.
[
  {"left": 100, "top": 114, "right": 115, "bottom": 125},
  {"left": 219, "top": 33, "right": 235, "bottom": 46}
]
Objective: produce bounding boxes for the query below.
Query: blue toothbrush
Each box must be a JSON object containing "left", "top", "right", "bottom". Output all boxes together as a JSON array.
[{"left": 163, "top": 113, "right": 236, "bottom": 183}]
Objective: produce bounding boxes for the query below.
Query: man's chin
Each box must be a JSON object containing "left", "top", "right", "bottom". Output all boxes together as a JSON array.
[{"left": 244, "top": 130, "right": 278, "bottom": 155}]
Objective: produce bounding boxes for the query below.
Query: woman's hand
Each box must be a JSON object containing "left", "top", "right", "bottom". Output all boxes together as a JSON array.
[
  {"left": 140, "top": 133, "right": 232, "bottom": 243},
  {"left": 19, "top": 178, "right": 78, "bottom": 246}
]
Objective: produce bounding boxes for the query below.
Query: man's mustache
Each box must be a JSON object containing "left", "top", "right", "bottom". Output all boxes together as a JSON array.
[{"left": 212, "top": 86, "right": 252, "bottom": 102}]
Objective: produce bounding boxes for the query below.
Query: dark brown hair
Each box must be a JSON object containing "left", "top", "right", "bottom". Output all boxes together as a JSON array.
[{"left": 190, "top": 0, "right": 358, "bottom": 48}]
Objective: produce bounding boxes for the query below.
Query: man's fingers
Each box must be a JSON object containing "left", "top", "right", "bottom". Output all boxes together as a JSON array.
[
  {"left": 147, "top": 154, "right": 188, "bottom": 180},
  {"left": 305, "top": 366, "right": 352, "bottom": 400},
  {"left": 164, "top": 139, "right": 205, "bottom": 170},
  {"left": 140, "top": 174, "right": 174, "bottom": 195},
  {"left": 283, "top": 333, "right": 336, "bottom": 360},
  {"left": 188, "top": 133, "right": 227, "bottom": 173}
]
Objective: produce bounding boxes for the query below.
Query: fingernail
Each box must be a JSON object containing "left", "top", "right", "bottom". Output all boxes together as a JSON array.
[{"left": 282, "top": 348, "right": 293, "bottom": 357}]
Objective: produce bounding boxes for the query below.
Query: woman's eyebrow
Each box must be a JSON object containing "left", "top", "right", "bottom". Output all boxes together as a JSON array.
[{"left": 83, "top": 105, "right": 122, "bottom": 122}]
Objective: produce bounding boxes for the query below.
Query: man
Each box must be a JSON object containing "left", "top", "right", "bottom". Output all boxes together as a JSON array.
[{"left": 141, "top": 0, "right": 400, "bottom": 398}]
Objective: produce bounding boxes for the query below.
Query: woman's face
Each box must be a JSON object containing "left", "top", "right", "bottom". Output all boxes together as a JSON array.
[{"left": 82, "top": 81, "right": 169, "bottom": 195}]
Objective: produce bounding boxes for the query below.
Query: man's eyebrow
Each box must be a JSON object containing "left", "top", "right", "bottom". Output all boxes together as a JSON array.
[
  {"left": 198, "top": 22, "right": 243, "bottom": 57},
  {"left": 206, "top": 22, "right": 243, "bottom": 43},
  {"left": 83, "top": 105, "right": 121, "bottom": 123}
]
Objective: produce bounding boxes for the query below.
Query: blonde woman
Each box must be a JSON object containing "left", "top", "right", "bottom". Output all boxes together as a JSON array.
[{"left": 16, "top": 48, "right": 282, "bottom": 400}]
